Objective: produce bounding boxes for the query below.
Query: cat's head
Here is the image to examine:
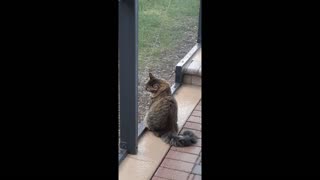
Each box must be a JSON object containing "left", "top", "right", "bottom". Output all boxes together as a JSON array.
[{"left": 145, "top": 73, "right": 170, "bottom": 94}]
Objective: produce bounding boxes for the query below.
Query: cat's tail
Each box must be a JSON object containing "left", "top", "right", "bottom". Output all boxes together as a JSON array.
[{"left": 161, "top": 130, "right": 198, "bottom": 147}]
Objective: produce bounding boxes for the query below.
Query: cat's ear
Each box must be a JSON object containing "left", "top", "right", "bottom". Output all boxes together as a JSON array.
[{"left": 149, "top": 73, "right": 155, "bottom": 79}]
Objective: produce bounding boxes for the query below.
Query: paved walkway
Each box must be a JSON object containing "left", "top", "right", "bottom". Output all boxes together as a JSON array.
[{"left": 151, "top": 100, "right": 202, "bottom": 180}]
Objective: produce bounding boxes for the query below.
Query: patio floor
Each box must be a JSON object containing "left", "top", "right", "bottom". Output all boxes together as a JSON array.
[{"left": 151, "top": 100, "right": 202, "bottom": 180}]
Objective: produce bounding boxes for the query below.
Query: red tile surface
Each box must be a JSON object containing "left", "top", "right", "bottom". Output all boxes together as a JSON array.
[
  {"left": 152, "top": 177, "right": 167, "bottom": 180},
  {"left": 160, "top": 159, "right": 194, "bottom": 172},
  {"left": 194, "top": 139, "right": 201, "bottom": 147},
  {"left": 166, "top": 150, "right": 198, "bottom": 163},
  {"left": 154, "top": 167, "right": 189, "bottom": 180}
]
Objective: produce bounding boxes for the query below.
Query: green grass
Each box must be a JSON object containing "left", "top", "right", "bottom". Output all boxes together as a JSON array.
[{"left": 138, "top": 0, "right": 200, "bottom": 68}]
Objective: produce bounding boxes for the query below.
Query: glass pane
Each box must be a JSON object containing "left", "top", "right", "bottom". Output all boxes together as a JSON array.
[{"left": 138, "top": 0, "right": 200, "bottom": 123}]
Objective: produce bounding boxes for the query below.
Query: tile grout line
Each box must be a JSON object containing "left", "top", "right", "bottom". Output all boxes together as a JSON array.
[
  {"left": 127, "top": 156, "right": 153, "bottom": 163},
  {"left": 163, "top": 156, "right": 198, "bottom": 165},
  {"left": 191, "top": 115, "right": 201, "bottom": 118},
  {"left": 150, "top": 146, "right": 171, "bottom": 179},
  {"left": 155, "top": 166, "right": 192, "bottom": 175},
  {"left": 164, "top": 158, "right": 196, "bottom": 165},
  {"left": 185, "top": 121, "right": 201, "bottom": 124},
  {"left": 183, "top": 124, "right": 201, "bottom": 131},
  {"left": 153, "top": 175, "right": 170, "bottom": 180},
  {"left": 186, "top": 119, "right": 201, "bottom": 123},
  {"left": 165, "top": 150, "right": 199, "bottom": 161},
  {"left": 160, "top": 165, "right": 195, "bottom": 174},
  {"left": 187, "top": 117, "right": 201, "bottom": 124},
  {"left": 186, "top": 173, "right": 193, "bottom": 180}
]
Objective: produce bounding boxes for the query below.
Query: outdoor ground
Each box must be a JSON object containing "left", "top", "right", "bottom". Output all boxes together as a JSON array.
[{"left": 138, "top": 0, "right": 200, "bottom": 122}]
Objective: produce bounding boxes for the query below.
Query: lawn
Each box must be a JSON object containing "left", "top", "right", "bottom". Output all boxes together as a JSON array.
[{"left": 139, "top": 0, "right": 200, "bottom": 68}]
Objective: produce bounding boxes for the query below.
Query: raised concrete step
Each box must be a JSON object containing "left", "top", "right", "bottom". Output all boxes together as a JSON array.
[{"left": 183, "top": 49, "right": 201, "bottom": 86}]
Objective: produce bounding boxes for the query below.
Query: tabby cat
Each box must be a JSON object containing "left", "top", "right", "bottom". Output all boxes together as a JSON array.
[{"left": 144, "top": 73, "right": 197, "bottom": 147}]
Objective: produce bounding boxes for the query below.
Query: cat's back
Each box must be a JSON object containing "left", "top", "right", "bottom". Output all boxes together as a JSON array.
[{"left": 150, "top": 95, "right": 177, "bottom": 111}]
